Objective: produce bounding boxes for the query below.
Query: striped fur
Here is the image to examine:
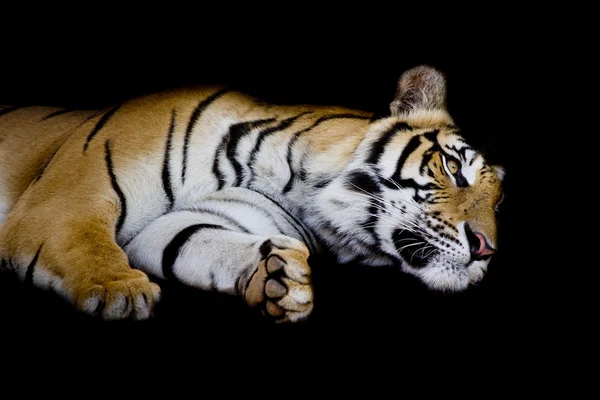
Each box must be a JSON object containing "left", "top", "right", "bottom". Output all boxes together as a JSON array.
[{"left": 0, "top": 66, "right": 504, "bottom": 322}]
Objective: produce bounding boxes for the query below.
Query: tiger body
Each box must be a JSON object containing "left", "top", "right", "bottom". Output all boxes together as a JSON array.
[{"left": 0, "top": 67, "right": 504, "bottom": 322}]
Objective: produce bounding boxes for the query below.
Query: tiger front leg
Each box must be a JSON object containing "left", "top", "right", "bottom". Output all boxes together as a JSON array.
[
  {"left": 126, "top": 216, "right": 314, "bottom": 323},
  {"left": 0, "top": 211, "right": 161, "bottom": 320},
  {"left": 241, "top": 236, "right": 313, "bottom": 323}
]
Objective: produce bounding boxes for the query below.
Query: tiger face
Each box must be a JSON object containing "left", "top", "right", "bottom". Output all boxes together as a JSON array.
[
  {"left": 367, "top": 127, "right": 504, "bottom": 291},
  {"left": 311, "top": 66, "right": 504, "bottom": 292}
]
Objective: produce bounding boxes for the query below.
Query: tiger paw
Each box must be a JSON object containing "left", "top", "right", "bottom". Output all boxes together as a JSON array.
[
  {"left": 75, "top": 269, "right": 161, "bottom": 320},
  {"left": 243, "top": 236, "right": 313, "bottom": 323}
]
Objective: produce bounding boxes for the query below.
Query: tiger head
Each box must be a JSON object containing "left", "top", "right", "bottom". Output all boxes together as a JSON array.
[{"left": 311, "top": 66, "right": 505, "bottom": 292}]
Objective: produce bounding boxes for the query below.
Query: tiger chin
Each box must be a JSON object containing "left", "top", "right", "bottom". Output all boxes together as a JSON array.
[{"left": 0, "top": 65, "right": 504, "bottom": 322}]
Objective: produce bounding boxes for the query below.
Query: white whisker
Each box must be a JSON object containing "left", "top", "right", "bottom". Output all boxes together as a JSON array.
[
  {"left": 342, "top": 175, "right": 422, "bottom": 213},
  {"left": 396, "top": 241, "right": 425, "bottom": 252},
  {"left": 360, "top": 213, "right": 427, "bottom": 235}
]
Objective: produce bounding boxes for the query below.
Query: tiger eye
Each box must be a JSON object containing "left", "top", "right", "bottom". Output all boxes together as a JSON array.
[{"left": 447, "top": 159, "right": 459, "bottom": 174}]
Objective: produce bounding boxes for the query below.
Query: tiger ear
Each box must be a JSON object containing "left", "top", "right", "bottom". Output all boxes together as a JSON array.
[
  {"left": 390, "top": 65, "right": 447, "bottom": 116},
  {"left": 492, "top": 165, "right": 506, "bottom": 181}
]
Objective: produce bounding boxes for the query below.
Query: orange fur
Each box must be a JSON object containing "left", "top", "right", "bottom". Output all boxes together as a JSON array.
[{"left": 0, "top": 88, "right": 372, "bottom": 316}]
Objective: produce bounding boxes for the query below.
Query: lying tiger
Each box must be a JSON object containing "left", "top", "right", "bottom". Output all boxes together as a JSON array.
[{"left": 0, "top": 66, "right": 504, "bottom": 322}]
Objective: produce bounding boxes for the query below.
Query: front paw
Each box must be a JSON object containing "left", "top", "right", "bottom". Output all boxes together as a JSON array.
[
  {"left": 75, "top": 269, "right": 161, "bottom": 320},
  {"left": 243, "top": 236, "right": 313, "bottom": 323}
]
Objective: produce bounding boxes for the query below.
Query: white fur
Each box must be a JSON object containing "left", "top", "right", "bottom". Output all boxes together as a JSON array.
[
  {"left": 466, "top": 155, "right": 484, "bottom": 185},
  {"left": 378, "top": 131, "right": 416, "bottom": 178},
  {"left": 115, "top": 152, "right": 172, "bottom": 245},
  {"left": 287, "top": 285, "right": 313, "bottom": 304},
  {"left": 1, "top": 71, "right": 501, "bottom": 323},
  {"left": 467, "top": 259, "right": 489, "bottom": 284},
  {"left": 125, "top": 188, "right": 314, "bottom": 321},
  {"left": 31, "top": 266, "right": 69, "bottom": 300},
  {"left": 123, "top": 105, "right": 499, "bottom": 297},
  {"left": 493, "top": 165, "right": 506, "bottom": 181},
  {"left": 105, "top": 293, "right": 131, "bottom": 320},
  {"left": 81, "top": 295, "right": 101, "bottom": 314},
  {"left": 411, "top": 256, "right": 470, "bottom": 292},
  {"left": 172, "top": 230, "right": 264, "bottom": 292},
  {"left": 0, "top": 181, "right": 10, "bottom": 225},
  {"left": 125, "top": 188, "right": 315, "bottom": 290},
  {"left": 177, "top": 114, "right": 238, "bottom": 207}
]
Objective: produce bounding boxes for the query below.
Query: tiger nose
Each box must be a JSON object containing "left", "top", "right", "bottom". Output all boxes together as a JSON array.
[{"left": 465, "top": 223, "right": 496, "bottom": 260}]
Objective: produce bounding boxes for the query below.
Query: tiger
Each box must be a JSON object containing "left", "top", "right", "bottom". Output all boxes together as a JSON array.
[{"left": 0, "top": 66, "right": 504, "bottom": 322}]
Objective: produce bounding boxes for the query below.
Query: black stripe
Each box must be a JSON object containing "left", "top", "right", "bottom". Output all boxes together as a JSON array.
[
  {"left": 181, "top": 89, "right": 231, "bottom": 184},
  {"left": 34, "top": 148, "right": 59, "bottom": 183},
  {"left": 84, "top": 103, "right": 123, "bottom": 152},
  {"left": 420, "top": 131, "right": 442, "bottom": 176},
  {"left": 41, "top": 108, "right": 77, "bottom": 121},
  {"left": 80, "top": 108, "right": 109, "bottom": 126},
  {"left": 25, "top": 244, "right": 43, "bottom": 286},
  {"left": 316, "top": 113, "right": 370, "bottom": 123},
  {"left": 253, "top": 190, "right": 315, "bottom": 248},
  {"left": 0, "top": 259, "right": 6, "bottom": 271},
  {"left": 384, "top": 178, "right": 440, "bottom": 202},
  {"left": 366, "top": 122, "right": 413, "bottom": 166},
  {"left": 162, "top": 109, "right": 176, "bottom": 209},
  {"left": 420, "top": 151, "right": 435, "bottom": 176},
  {"left": 282, "top": 113, "right": 370, "bottom": 193},
  {"left": 0, "top": 106, "right": 25, "bottom": 117},
  {"left": 390, "top": 134, "right": 423, "bottom": 184},
  {"left": 216, "top": 198, "right": 290, "bottom": 237},
  {"left": 454, "top": 171, "right": 469, "bottom": 187},
  {"left": 182, "top": 206, "right": 251, "bottom": 234},
  {"left": 246, "top": 112, "right": 310, "bottom": 185},
  {"left": 224, "top": 118, "right": 276, "bottom": 187},
  {"left": 344, "top": 171, "right": 382, "bottom": 244},
  {"left": 162, "top": 224, "right": 226, "bottom": 281},
  {"left": 215, "top": 118, "right": 275, "bottom": 189},
  {"left": 445, "top": 144, "right": 473, "bottom": 162},
  {"left": 345, "top": 171, "right": 380, "bottom": 194},
  {"left": 105, "top": 140, "right": 127, "bottom": 235},
  {"left": 313, "top": 178, "right": 332, "bottom": 188}
]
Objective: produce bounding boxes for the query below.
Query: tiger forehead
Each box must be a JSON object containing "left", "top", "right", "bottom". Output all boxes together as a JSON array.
[
  {"left": 436, "top": 131, "right": 475, "bottom": 157},
  {"left": 384, "top": 126, "right": 463, "bottom": 150}
]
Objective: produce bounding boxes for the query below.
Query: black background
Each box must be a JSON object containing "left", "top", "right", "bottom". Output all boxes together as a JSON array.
[{"left": 0, "top": 12, "right": 543, "bottom": 365}]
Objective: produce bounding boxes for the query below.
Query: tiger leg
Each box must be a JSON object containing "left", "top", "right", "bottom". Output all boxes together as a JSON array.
[
  {"left": 0, "top": 200, "right": 161, "bottom": 320},
  {"left": 125, "top": 208, "right": 314, "bottom": 323}
]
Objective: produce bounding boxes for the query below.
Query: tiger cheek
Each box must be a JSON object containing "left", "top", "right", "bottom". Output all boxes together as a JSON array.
[{"left": 426, "top": 199, "right": 457, "bottom": 224}]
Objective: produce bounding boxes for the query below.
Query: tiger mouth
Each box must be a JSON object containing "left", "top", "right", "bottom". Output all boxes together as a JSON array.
[{"left": 392, "top": 229, "right": 436, "bottom": 268}]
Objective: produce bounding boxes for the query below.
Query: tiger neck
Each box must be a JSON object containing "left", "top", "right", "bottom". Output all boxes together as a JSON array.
[
  {"left": 248, "top": 121, "right": 367, "bottom": 202},
  {"left": 245, "top": 119, "right": 379, "bottom": 261}
]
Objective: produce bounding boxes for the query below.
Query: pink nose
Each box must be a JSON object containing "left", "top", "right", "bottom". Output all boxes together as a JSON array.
[
  {"left": 465, "top": 224, "right": 496, "bottom": 261},
  {"left": 473, "top": 232, "right": 496, "bottom": 258}
]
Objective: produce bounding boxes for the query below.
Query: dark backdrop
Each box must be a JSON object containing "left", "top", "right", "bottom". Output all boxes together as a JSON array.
[{"left": 0, "top": 16, "right": 537, "bottom": 361}]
